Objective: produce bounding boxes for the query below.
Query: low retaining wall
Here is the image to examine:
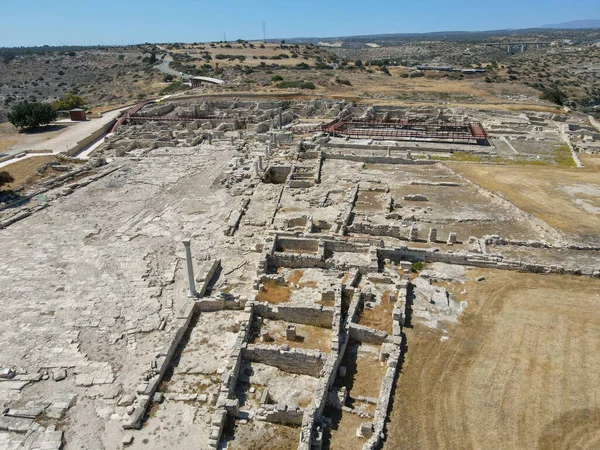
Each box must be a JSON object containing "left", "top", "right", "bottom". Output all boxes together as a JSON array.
[
  {"left": 243, "top": 344, "right": 327, "bottom": 378},
  {"left": 65, "top": 118, "right": 117, "bottom": 157},
  {"left": 253, "top": 302, "right": 334, "bottom": 328},
  {"left": 0, "top": 149, "right": 53, "bottom": 165},
  {"left": 256, "top": 404, "right": 304, "bottom": 425},
  {"left": 362, "top": 279, "right": 408, "bottom": 450},
  {"left": 122, "top": 301, "right": 197, "bottom": 429},
  {"left": 299, "top": 288, "right": 362, "bottom": 450},
  {"left": 324, "top": 151, "right": 435, "bottom": 165},
  {"left": 348, "top": 323, "right": 387, "bottom": 344}
]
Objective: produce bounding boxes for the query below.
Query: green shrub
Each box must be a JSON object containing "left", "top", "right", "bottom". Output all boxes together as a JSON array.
[
  {"left": 0, "top": 171, "right": 15, "bottom": 188},
  {"left": 540, "top": 87, "right": 567, "bottom": 105},
  {"left": 52, "top": 93, "right": 85, "bottom": 111},
  {"left": 411, "top": 261, "right": 424, "bottom": 272},
  {"left": 271, "top": 75, "right": 284, "bottom": 82},
  {"left": 160, "top": 80, "right": 190, "bottom": 94},
  {"left": 276, "top": 80, "right": 315, "bottom": 89},
  {"left": 8, "top": 102, "right": 57, "bottom": 130}
]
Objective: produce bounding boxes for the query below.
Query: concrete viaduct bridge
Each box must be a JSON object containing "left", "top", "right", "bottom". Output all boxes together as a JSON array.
[{"left": 484, "top": 42, "right": 550, "bottom": 53}]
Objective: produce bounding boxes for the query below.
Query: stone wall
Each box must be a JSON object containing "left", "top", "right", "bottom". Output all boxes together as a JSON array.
[
  {"left": 256, "top": 404, "right": 304, "bottom": 425},
  {"left": 243, "top": 344, "right": 327, "bottom": 378},
  {"left": 348, "top": 323, "right": 387, "bottom": 344},
  {"left": 253, "top": 302, "right": 334, "bottom": 328},
  {"left": 323, "top": 151, "right": 437, "bottom": 165},
  {"left": 298, "top": 288, "right": 362, "bottom": 450},
  {"left": 122, "top": 300, "right": 197, "bottom": 429}
]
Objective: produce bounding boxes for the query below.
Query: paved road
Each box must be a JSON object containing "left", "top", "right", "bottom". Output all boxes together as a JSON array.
[
  {"left": 0, "top": 108, "right": 128, "bottom": 168},
  {"left": 7, "top": 108, "right": 127, "bottom": 155},
  {"left": 155, "top": 54, "right": 224, "bottom": 84},
  {"left": 157, "top": 54, "right": 181, "bottom": 78}
]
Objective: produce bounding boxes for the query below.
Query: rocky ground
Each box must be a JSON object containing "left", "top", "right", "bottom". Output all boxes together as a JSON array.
[{"left": 0, "top": 98, "right": 598, "bottom": 450}]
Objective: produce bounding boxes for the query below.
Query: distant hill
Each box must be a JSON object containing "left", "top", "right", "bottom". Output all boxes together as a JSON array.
[
  {"left": 278, "top": 26, "right": 600, "bottom": 45},
  {"left": 541, "top": 20, "right": 600, "bottom": 29}
]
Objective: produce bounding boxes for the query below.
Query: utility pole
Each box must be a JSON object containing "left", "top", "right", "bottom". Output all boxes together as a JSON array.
[
  {"left": 263, "top": 21, "right": 266, "bottom": 43},
  {"left": 223, "top": 32, "right": 227, "bottom": 43}
]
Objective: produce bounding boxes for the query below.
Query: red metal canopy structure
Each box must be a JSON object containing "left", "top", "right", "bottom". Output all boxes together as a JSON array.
[{"left": 320, "top": 119, "right": 489, "bottom": 145}]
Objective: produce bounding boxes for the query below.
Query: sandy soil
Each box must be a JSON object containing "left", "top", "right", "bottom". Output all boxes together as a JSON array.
[
  {"left": 385, "top": 269, "right": 600, "bottom": 450},
  {"left": 446, "top": 160, "right": 600, "bottom": 241}
]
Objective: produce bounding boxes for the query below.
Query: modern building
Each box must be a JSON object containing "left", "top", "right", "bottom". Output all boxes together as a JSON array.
[{"left": 69, "top": 108, "right": 87, "bottom": 121}]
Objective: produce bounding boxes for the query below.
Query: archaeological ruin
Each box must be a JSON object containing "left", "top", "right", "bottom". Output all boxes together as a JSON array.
[{"left": 0, "top": 97, "right": 599, "bottom": 450}]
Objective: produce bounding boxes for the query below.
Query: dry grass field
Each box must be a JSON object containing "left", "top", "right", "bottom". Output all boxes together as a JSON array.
[
  {"left": 173, "top": 42, "right": 319, "bottom": 68},
  {"left": 1, "top": 155, "right": 61, "bottom": 190},
  {"left": 385, "top": 269, "right": 600, "bottom": 450},
  {"left": 446, "top": 158, "right": 600, "bottom": 239}
]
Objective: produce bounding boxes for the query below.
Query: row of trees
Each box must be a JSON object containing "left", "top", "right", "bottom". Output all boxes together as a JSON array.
[{"left": 7, "top": 93, "right": 85, "bottom": 131}]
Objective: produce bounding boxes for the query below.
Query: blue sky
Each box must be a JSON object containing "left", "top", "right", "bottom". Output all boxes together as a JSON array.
[{"left": 1, "top": 0, "right": 598, "bottom": 47}]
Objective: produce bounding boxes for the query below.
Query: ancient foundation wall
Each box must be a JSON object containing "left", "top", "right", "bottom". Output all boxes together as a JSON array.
[
  {"left": 243, "top": 344, "right": 327, "bottom": 378},
  {"left": 253, "top": 302, "right": 334, "bottom": 328}
]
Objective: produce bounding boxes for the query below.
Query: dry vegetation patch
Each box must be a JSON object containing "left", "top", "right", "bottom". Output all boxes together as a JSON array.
[
  {"left": 357, "top": 291, "right": 394, "bottom": 335},
  {"left": 446, "top": 162, "right": 600, "bottom": 239},
  {"left": 1, "top": 155, "right": 63, "bottom": 190},
  {"left": 386, "top": 269, "right": 600, "bottom": 450},
  {"left": 255, "top": 279, "right": 291, "bottom": 304}
]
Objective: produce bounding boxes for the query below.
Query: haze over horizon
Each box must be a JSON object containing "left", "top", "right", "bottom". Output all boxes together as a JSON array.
[{"left": 1, "top": 0, "right": 599, "bottom": 47}]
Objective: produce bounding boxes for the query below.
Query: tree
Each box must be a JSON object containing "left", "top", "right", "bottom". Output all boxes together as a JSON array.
[
  {"left": 540, "top": 87, "right": 567, "bottom": 106},
  {"left": 52, "top": 93, "right": 85, "bottom": 111},
  {"left": 8, "top": 102, "right": 57, "bottom": 131},
  {"left": 355, "top": 59, "right": 363, "bottom": 67},
  {"left": 163, "top": 74, "right": 174, "bottom": 82},
  {"left": 271, "top": 75, "right": 284, "bottom": 82},
  {"left": 1, "top": 52, "right": 16, "bottom": 64},
  {"left": 0, "top": 171, "right": 15, "bottom": 188}
]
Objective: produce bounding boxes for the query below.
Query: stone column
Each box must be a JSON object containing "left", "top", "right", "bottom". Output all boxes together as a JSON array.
[
  {"left": 182, "top": 239, "right": 198, "bottom": 298},
  {"left": 266, "top": 142, "right": 270, "bottom": 156},
  {"left": 258, "top": 155, "right": 264, "bottom": 170},
  {"left": 409, "top": 224, "right": 419, "bottom": 241},
  {"left": 447, "top": 232, "right": 457, "bottom": 245},
  {"left": 279, "top": 109, "right": 283, "bottom": 129},
  {"left": 428, "top": 227, "right": 437, "bottom": 243},
  {"left": 207, "top": 134, "right": 212, "bottom": 145},
  {"left": 255, "top": 161, "right": 260, "bottom": 176}
]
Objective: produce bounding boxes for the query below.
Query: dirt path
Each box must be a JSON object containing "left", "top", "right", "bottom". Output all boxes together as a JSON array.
[{"left": 385, "top": 269, "right": 600, "bottom": 450}]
